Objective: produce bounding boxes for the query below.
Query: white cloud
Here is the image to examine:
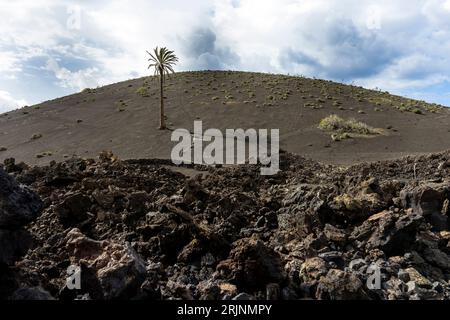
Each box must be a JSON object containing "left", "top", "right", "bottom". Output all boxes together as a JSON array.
[
  {"left": 1, "top": 0, "right": 450, "bottom": 109},
  {"left": 0, "top": 51, "right": 22, "bottom": 75},
  {"left": 44, "top": 58, "right": 102, "bottom": 90},
  {"left": 0, "top": 90, "right": 27, "bottom": 113},
  {"left": 445, "top": 0, "right": 450, "bottom": 11}
]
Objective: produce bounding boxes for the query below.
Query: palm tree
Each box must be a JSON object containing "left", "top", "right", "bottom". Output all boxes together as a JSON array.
[{"left": 147, "top": 47, "right": 178, "bottom": 130}]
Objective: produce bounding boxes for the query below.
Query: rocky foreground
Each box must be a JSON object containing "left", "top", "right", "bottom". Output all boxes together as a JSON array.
[{"left": 1, "top": 151, "right": 449, "bottom": 300}]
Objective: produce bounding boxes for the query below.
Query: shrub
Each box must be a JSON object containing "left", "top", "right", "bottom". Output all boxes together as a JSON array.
[
  {"left": 82, "top": 88, "right": 93, "bottom": 94},
  {"left": 136, "top": 87, "right": 149, "bottom": 97},
  {"left": 331, "top": 133, "right": 351, "bottom": 141},
  {"left": 31, "top": 133, "right": 43, "bottom": 140},
  {"left": 36, "top": 151, "right": 52, "bottom": 158},
  {"left": 319, "top": 115, "right": 378, "bottom": 135}
]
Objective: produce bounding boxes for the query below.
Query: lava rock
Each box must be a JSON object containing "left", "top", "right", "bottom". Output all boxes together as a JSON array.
[
  {"left": 11, "top": 287, "right": 55, "bottom": 300},
  {"left": 3, "top": 151, "right": 450, "bottom": 301},
  {"left": 3, "top": 158, "right": 27, "bottom": 173},
  {"left": 316, "top": 269, "right": 368, "bottom": 300},
  {"left": 331, "top": 179, "right": 386, "bottom": 221},
  {"left": 364, "top": 210, "right": 424, "bottom": 256},
  {"left": 398, "top": 269, "right": 410, "bottom": 283},
  {"left": 55, "top": 192, "right": 91, "bottom": 226},
  {"left": 65, "top": 229, "right": 147, "bottom": 299},
  {"left": 43, "top": 161, "right": 81, "bottom": 186},
  {"left": 324, "top": 224, "right": 347, "bottom": 243},
  {"left": 127, "top": 191, "right": 150, "bottom": 217},
  {"left": 216, "top": 236, "right": 285, "bottom": 291},
  {"left": 0, "top": 168, "right": 43, "bottom": 228},
  {"left": 349, "top": 259, "right": 367, "bottom": 272},
  {"left": 0, "top": 168, "right": 42, "bottom": 266},
  {"left": 183, "top": 178, "right": 209, "bottom": 204},
  {"left": 0, "top": 229, "right": 33, "bottom": 265},
  {"left": 421, "top": 247, "right": 450, "bottom": 271},
  {"left": 300, "top": 257, "right": 328, "bottom": 282},
  {"left": 400, "top": 182, "right": 449, "bottom": 231},
  {"left": 404, "top": 268, "right": 432, "bottom": 289},
  {"left": 266, "top": 283, "right": 280, "bottom": 300}
]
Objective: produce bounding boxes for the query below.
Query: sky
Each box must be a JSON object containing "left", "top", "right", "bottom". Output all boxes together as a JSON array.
[{"left": 1, "top": 0, "right": 450, "bottom": 113}]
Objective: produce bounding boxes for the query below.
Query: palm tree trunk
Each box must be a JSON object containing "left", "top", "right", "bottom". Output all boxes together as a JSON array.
[{"left": 159, "top": 72, "right": 166, "bottom": 130}]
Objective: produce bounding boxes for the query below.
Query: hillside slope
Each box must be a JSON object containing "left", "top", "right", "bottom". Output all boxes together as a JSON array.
[{"left": 1, "top": 71, "right": 449, "bottom": 165}]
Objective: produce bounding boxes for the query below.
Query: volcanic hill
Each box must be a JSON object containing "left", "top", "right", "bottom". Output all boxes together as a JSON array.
[{"left": 1, "top": 71, "right": 449, "bottom": 165}]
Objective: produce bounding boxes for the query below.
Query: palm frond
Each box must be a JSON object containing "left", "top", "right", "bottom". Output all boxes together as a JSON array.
[{"left": 147, "top": 46, "right": 178, "bottom": 79}]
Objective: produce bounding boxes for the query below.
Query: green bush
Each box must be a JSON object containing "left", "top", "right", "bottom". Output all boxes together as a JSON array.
[
  {"left": 82, "top": 88, "right": 94, "bottom": 94},
  {"left": 319, "top": 115, "right": 378, "bottom": 135},
  {"left": 135, "top": 86, "right": 149, "bottom": 97}
]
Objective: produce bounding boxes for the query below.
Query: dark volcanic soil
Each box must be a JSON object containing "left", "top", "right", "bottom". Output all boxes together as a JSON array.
[
  {"left": 1, "top": 150, "right": 449, "bottom": 300},
  {"left": 1, "top": 71, "right": 449, "bottom": 166}
]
